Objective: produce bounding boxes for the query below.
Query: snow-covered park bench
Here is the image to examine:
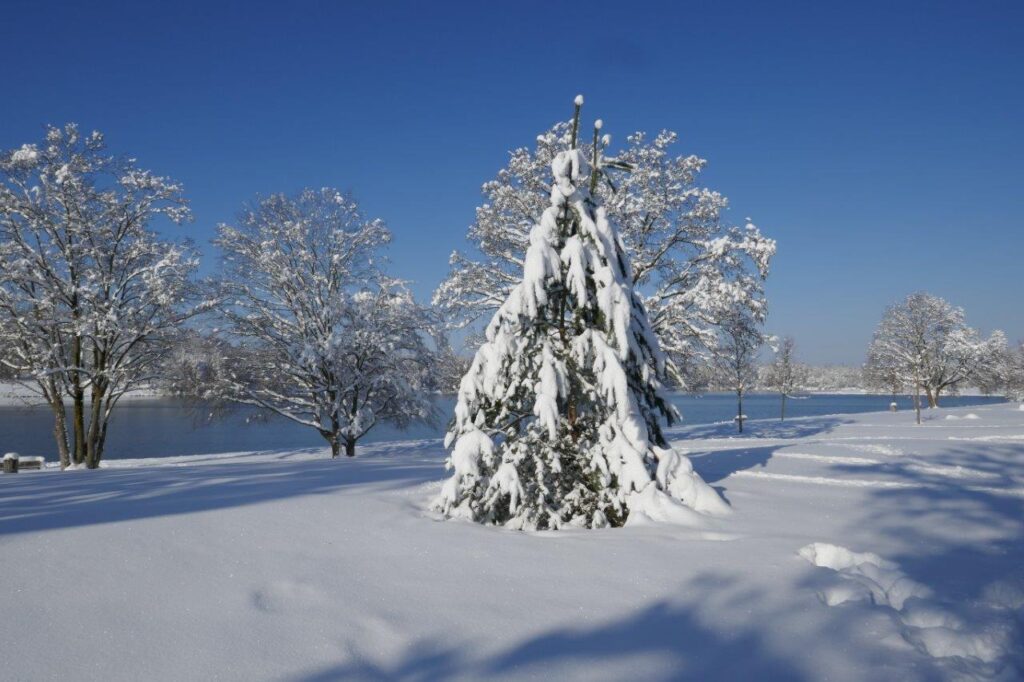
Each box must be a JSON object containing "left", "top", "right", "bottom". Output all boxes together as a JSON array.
[{"left": 2, "top": 453, "right": 44, "bottom": 473}]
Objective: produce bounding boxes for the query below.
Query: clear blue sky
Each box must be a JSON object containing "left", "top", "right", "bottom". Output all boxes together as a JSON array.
[{"left": 3, "top": 0, "right": 1021, "bottom": 363}]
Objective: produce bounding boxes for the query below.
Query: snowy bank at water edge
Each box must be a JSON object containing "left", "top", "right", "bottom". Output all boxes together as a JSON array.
[{"left": 0, "top": 403, "right": 1022, "bottom": 680}]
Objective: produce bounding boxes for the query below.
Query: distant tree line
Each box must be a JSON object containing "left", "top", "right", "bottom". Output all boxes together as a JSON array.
[
  {"left": 0, "top": 113, "right": 777, "bottom": 467},
  {"left": 3, "top": 122, "right": 1019, "bottom": 470}
]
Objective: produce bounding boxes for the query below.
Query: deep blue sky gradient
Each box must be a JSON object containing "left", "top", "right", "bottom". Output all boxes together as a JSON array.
[{"left": 2, "top": 0, "right": 1021, "bottom": 363}]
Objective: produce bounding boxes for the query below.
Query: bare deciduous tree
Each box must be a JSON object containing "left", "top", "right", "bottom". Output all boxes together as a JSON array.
[
  {"left": 763, "top": 336, "right": 807, "bottom": 420},
  {"left": 212, "top": 189, "right": 435, "bottom": 458},
  {"left": 865, "top": 292, "right": 1006, "bottom": 424},
  {"left": 712, "top": 309, "right": 763, "bottom": 433},
  {"left": 0, "top": 125, "right": 202, "bottom": 468}
]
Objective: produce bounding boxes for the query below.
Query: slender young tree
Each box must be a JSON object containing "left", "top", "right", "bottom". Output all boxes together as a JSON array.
[
  {"left": 434, "top": 97, "right": 728, "bottom": 530},
  {"left": 214, "top": 189, "right": 435, "bottom": 457},
  {"left": 763, "top": 336, "right": 806, "bottom": 421},
  {"left": 0, "top": 124, "right": 201, "bottom": 468},
  {"left": 712, "top": 308, "right": 763, "bottom": 433}
]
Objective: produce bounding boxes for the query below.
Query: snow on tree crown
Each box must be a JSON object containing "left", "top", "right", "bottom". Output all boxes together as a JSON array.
[{"left": 434, "top": 96, "right": 729, "bottom": 530}]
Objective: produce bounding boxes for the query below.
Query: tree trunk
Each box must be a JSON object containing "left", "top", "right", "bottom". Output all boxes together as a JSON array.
[
  {"left": 931, "top": 388, "right": 941, "bottom": 408},
  {"left": 780, "top": 393, "right": 787, "bottom": 421},
  {"left": 85, "top": 390, "right": 105, "bottom": 469},
  {"left": 70, "top": 332, "right": 86, "bottom": 466},
  {"left": 345, "top": 436, "right": 356, "bottom": 458},
  {"left": 924, "top": 386, "right": 937, "bottom": 409},
  {"left": 329, "top": 438, "right": 340, "bottom": 458},
  {"left": 914, "top": 384, "right": 922, "bottom": 425},
  {"left": 85, "top": 438, "right": 102, "bottom": 469},
  {"left": 52, "top": 403, "right": 71, "bottom": 470},
  {"left": 96, "top": 409, "right": 109, "bottom": 463},
  {"left": 72, "top": 387, "right": 85, "bottom": 465},
  {"left": 737, "top": 390, "right": 744, "bottom": 433}
]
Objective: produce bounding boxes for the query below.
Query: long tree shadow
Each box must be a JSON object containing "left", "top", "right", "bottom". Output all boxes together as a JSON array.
[
  {"left": 293, "top": 575, "right": 813, "bottom": 681},
  {"left": 482, "top": 599, "right": 808, "bottom": 681},
  {"left": 854, "top": 445, "right": 1024, "bottom": 594},
  {"left": 808, "top": 440, "right": 1024, "bottom": 676},
  {"left": 672, "top": 416, "right": 851, "bottom": 442},
  {"left": 0, "top": 445, "right": 446, "bottom": 537},
  {"left": 669, "top": 417, "right": 852, "bottom": 489},
  {"left": 687, "top": 445, "right": 781, "bottom": 484}
]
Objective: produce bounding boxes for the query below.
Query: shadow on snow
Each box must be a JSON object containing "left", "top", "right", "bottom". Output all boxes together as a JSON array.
[
  {"left": 292, "top": 577, "right": 813, "bottom": 682},
  {"left": 0, "top": 443, "right": 446, "bottom": 537}
]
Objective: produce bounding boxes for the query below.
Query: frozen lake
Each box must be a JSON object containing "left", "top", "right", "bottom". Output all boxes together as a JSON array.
[{"left": 0, "top": 392, "right": 1007, "bottom": 460}]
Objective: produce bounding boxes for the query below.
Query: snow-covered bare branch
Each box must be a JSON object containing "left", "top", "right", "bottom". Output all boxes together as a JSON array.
[
  {"left": 0, "top": 124, "right": 203, "bottom": 468},
  {"left": 433, "top": 121, "right": 775, "bottom": 386},
  {"left": 865, "top": 292, "right": 1006, "bottom": 423},
  {"left": 761, "top": 336, "right": 808, "bottom": 420},
  {"left": 710, "top": 307, "right": 763, "bottom": 432},
  {"left": 212, "top": 189, "right": 435, "bottom": 457}
]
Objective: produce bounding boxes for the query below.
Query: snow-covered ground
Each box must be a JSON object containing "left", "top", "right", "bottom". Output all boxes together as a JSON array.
[{"left": 1, "top": 403, "right": 1022, "bottom": 681}]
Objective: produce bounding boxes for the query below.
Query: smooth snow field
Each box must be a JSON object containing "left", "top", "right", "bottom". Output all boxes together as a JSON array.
[{"left": 1, "top": 404, "right": 1022, "bottom": 681}]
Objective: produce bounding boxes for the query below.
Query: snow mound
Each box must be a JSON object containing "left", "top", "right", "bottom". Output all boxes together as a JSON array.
[
  {"left": 624, "top": 485, "right": 707, "bottom": 528},
  {"left": 800, "top": 543, "right": 1017, "bottom": 670},
  {"left": 945, "top": 413, "right": 980, "bottom": 421},
  {"left": 798, "top": 542, "right": 929, "bottom": 609},
  {"left": 982, "top": 576, "right": 1024, "bottom": 611}
]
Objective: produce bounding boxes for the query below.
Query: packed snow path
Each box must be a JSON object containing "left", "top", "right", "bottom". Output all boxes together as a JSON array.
[{"left": 1, "top": 404, "right": 1022, "bottom": 680}]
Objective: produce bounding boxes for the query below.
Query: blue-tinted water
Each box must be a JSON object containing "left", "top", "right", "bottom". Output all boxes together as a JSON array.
[{"left": 0, "top": 392, "right": 1006, "bottom": 460}]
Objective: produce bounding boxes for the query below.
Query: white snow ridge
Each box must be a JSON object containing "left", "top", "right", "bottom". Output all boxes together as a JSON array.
[{"left": 800, "top": 542, "right": 1019, "bottom": 676}]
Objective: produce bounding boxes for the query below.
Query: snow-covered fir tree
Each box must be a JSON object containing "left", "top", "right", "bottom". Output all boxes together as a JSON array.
[
  {"left": 433, "top": 97, "right": 729, "bottom": 530},
  {"left": 433, "top": 115, "right": 775, "bottom": 388}
]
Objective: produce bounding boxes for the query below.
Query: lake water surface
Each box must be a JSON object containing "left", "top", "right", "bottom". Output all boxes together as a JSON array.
[{"left": 0, "top": 392, "right": 1006, "bottom": 460}]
